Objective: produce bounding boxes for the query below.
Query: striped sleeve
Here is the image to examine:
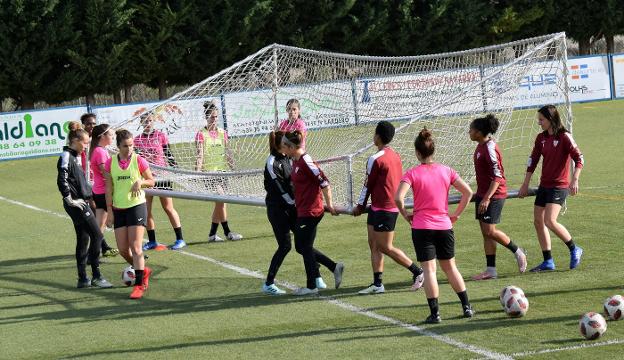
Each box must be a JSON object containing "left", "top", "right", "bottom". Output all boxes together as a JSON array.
[
  {"left": 563, "top": 133, "right": 584, "bottom": 169},
  {"left": 527, "top": 135, "right": 543, "bottom": 173},
  {"left": 302, "top": 154, "right": 329, "bottom": 188},
  {"left": 486, "top": 141, "right": 504, "bottom": 183},
  {"left": 266, "top": 155, "right": 295, "bottom": 205}
]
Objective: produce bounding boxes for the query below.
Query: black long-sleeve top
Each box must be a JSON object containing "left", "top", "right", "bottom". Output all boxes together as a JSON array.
[
  {"left": 264, "top": 152, "right": 295, "bottom": 208},
  {"left": 57, "top": 146, "right": 92, "bottom": 200}
]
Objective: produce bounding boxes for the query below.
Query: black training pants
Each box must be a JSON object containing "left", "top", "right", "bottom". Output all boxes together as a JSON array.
[
  {"left": 64, "top": 202, "right": 103, "bottom": 280},
  {"left": 293, "top": 215, "right": 336, "bottom": 289}
]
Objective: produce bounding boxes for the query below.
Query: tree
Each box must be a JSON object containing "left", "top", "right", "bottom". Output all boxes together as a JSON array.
[{"left": 0, "top": 1, "right": 79, "bottom": 109}]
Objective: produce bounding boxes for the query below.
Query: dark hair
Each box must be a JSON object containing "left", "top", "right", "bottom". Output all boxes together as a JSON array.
[
  {"left": 470, "top": 114, "right": 500, "bottom": 136},
  {"left": 538, "top": 105, "right": 568, "bottom": 135},
  {"left": 269, "top": 131, "right": 285, "bottom": 155},
  {"left": 115, "top": 129, "right": 133, "bottom": 147},
  {"left": 80, "top": 113, "right": 96, "bottom": 125},
  {"left": 375, "top": 121, "right": 395, "bottom": 144},
  {"left": 283, "top": 130, "right": 304, "bottom": 148},
  {"left": 90, "top": 124, "right": 111, "bottom": 158},
  {"left": 68, "top": 129, "right": 88, "bottom": 144},
  {"left": 203, "top": 101, "right": 218, "bottom": 113},
  {"left": 286, "top": 99, "right": 301, "bottom": 118},
  {"left": 414, "top": 127, "right": 435, "bottom": 158}
]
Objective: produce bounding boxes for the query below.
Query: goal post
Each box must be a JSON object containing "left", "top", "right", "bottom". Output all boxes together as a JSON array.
[{"left": 111, "top": 32, "right": 571, "bottom": 212}]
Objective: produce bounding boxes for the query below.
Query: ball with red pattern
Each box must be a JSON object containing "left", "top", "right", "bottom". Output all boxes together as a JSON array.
[
  {"left": 579, "top": 312, "right": 607, "bottom": 340},
  {"left": 121, "top": 266, "right": 136, "bottom": 287},
  {"left": 603, "top": 295, "right": 624, "bottom": 321},
  {"left": 500, "top": 286, "right": 525, "bottom": 309},
  {"left": 504, "top": 293, "right": 529, "bottom": 317}
]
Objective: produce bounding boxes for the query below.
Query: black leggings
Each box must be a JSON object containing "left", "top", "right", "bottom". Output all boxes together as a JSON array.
[
  {"left": 64, "top": 203, "right": 103, "bottom": 280},
  {"left": 265, "top": 205, "right": 295, "bottom": 285},
  {"left": 293, "top": 215, "right": 337, "bottom": 289}
]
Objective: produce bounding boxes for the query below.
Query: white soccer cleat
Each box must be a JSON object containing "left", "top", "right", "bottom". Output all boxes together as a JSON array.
[
  {"left": 315, "top": 277, "right": 327, "bottom": 289},
  {"left": 208, "top": 234, "right": 224, "bottom": 242},
  {"left": 411, "top": 273, "right": 424, "bottom": 291},
  {"left": 292, "top": 287, "right": 319, "bottom": 296},
  {"left": 515, "top": 248, "right": 527, "bottom": 273},
  {"left": 226, "top": 232, "right": 243, "bottom": 241},
  {"left": 358, "top": 284, "right": 385, "bottom": 295},
  {"left": 262, "top": 283, "right": 286, "bottom": 295},
  {"left": 333, "top": 262, "right": 345, "bottom": 289}
]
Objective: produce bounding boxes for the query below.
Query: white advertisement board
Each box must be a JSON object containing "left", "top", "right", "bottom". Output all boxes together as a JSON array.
[
  {"left": 566, "top": 56, "right": 612, "bottom": 102},
  {"left": 0, "top": 106, "right": 88, "bottom": 160},
  {"left": 612, "top": 54, "right": 624, "bottom": 98}
]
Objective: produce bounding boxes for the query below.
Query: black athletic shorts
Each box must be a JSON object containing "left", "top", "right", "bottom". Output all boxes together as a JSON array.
[
  {"left": 113, "top": 203, "right": 147, "bottom": 229},
  {"left": 154, "top": 180, "right": 173, "bottom": 191},
  {"left": 534, "top": 186, "right": 568, "bottom": 207},
  {"left": 92, "top": 193, "right": 107, "bottom": 210},
  {"left": 412, "top": 229, "right": 455, "bottom": 262},
  {"left": 367, "top": 210, "right": 399, "bottom": 232},
  {"left": 474, "top": 196, "right": 505, "bottom": 224}
]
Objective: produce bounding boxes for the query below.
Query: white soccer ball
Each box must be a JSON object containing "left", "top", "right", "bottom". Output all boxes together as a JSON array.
[
  {"left": 500, "top": 286, "right": 525, "bottom": 309},
  {"left": 579, "top": 312, "right": 607, "bottom": 340},
  {"left": 503, "top": 293, "right": 529, "bottom": 317},
  {"left": 603, "top": 295, "right": 624, "bottom": 321},
  {"left": 121, "top": 266, "right": 136, "bottom": 286}
]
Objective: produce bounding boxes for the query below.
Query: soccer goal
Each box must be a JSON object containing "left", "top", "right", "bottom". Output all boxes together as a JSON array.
[{"left": 114, "top": 32, "right": 572, "bottom": 212}]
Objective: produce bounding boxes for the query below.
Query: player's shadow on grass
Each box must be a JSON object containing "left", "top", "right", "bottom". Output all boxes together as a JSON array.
[{"left": 61, "top": 323, "right": 397, "bottom": 359}]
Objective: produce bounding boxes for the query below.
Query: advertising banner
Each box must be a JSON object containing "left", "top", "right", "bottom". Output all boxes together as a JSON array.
[
  {"left": 0, "top": 107, "right": 87, "bottom": 160},
  {"left": 612, "top": 54, "right": 624, "bottom": 98},
  {"left": 566, "top": 56, "right": 612, "bottom": 102}
]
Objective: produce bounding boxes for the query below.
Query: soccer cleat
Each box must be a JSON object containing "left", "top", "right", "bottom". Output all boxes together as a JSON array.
[
  {"left": 463, "top": 305, "right": 475, "bottom": 318},
  {"left": 91, "top": 277, "right": 113, "bottom": 288},
  {"left": 315, "top": 277, "right": 327, "bottom": 289},
  {"left": 208, "top": 234, "right": 224, "bottom": 242},
  {"left": 570, "top": 246, "right": 583, "bottom": 269},
  {"left": 358, "top": 284, "right": 385, "bottom": 295},
  {"left": 142, "top": 267, "right": 152, "bottom": 289},
  {"left": 170, "top": 239, "right": 187, "bottom": 250},
  {"left": 129, "top": 285, "right": 145, "bottom": 299},
  {"left": 515, "top": 248, "right": 528, "bottom": 273},
  {"left": 411, "top": 273, "right": 424, "bottom": 291},
  {"left": 102, "top": 248, "right": 119, "bottom": 257},
  {"left": 262, "top": 283, "right": 286, "bottom": 295},
  {"left": 143, "top": 241, "right": 167, "bottom": 251},
  {"left": 292, "top": 287, "right": 319, "bottom": 296},
  {"left": 77, "top": 278, "right": 91, "bottom": 288},
  {"left": 333, "top": 262, "right": 345, "bottom": 289},
  {"left": 471, "top": 270, "right": 497, "bottom": 281},
  {"left": 226, "top": 232, "right": 243, "bottom": 241},
  {"left": 529, "top": 259, "right": 555, "bottom": 272},
  {"left": 425, "top": 314, "right": 441, "bottom": 324}
]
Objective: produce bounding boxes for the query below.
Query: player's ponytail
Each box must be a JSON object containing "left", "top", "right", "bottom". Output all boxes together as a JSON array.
[
  {"left": 283, "top": 130, "right": 303, "bottom": 148},
  {"left": 414, "top": 127, "right": 435, "bottom": 158},
  {"left": 470, "top": 114, "right": 500, "bottom": 136}
]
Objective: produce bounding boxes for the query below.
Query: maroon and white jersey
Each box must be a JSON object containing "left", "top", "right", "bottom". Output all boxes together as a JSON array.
[
  {"left": 357, "top": 146, "right": 402, "bottom": 212},
  {"left": 473, "top": 139, "right": 507, "bottom": 199},
  {"left": 527, "top": 131, "right": 584, "bottom": 188},
  {"left": 291, "top": 153, "right": 330, "bottom": 217}
]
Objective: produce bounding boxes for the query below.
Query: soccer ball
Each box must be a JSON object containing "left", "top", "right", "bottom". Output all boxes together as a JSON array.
[
  {"left": 579, "top": 312, "right": 607, "bottom": 340},
  {"left": 504, "top": 293, "right": 529, "bottom": 317},
  {"left": 121, "top": 266, "right": 136, "bottom": 286},
  {"left": 603, "top": 295, "right": 624, "bottom": 321},
  {"left": 500, "top": 286, "right": 525, "bottom": 309}
]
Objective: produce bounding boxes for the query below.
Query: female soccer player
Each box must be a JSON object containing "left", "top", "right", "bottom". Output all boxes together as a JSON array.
[
  {"left": 195, "top": 101, "right": 243, "bottom": 242},
  {"left": 519, "top": 105, "right": 584, "bottom": 272},
  {"left": 281, "top": 131, "right": 344, "bottom": 295},
  {"left": 278, "top": 99, "right": 307, "bottom": 150},
  {"left": 135, "top": 113, "right": 186, "bottom": 250},
  {"left": 469, "top": 115, "right": 526, "bottom": 280},
  {"left": 57, "top": 129, "right": 112, "bottom": 289},
  {"left": 105, "top": 129, "right": 155, "bottom": 299},
  {"left": 353, "top": 121, "right": 424, "bottom": 294},
  {"left": 89, "top": 124, "right": 119, "bottom": 257},
  {"left": 395, "top": 128, "right": 474, "bottom": 323}
]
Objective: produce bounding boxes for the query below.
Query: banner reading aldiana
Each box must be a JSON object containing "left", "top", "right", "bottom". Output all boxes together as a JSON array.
[
  {"left": 612, "top": 54, "right": 624, "bottom": 98},
  {"left": 0, "top": 107, "right": 87, "bottom": 161}
]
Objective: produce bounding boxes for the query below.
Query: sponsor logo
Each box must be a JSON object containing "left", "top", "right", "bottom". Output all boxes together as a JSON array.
[
  {"left": 570, "top": 64, "right": 589, "bottom": 80},
  {"left": 137, "top": 217, "right": 143, "bottom": 222},
  {"left": 518, "top": 74, "right": 557, "bottom": 91},
  {"left": 553, "top": 140, "right": 559, "bottom": 147},
  {"left": 117, "top": 175, "right": 131, "bottom": 180},
  {"left": 0, "top": 113, "right": 69, "bottom": 142}
]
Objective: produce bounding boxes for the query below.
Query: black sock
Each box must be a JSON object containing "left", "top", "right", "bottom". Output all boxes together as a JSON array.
[
  {"left": 101, "top": 239, "right": 112, "bottom": 251},
  {"left": 457, "top": 290, "right": 470, "bottom": 308},
  {"left": 266, "top": 274, "right": 275, "bottom": 286},
  {"left": 134, "top": 269, "right": 144, "bottom": 286},
  {"left": 427, "top": 297, "right": 439, "bottom": 316},
  {"left": 209, "top": 223, "right": 219, "bottom": 236},
  {"left": 542, "top": 250, "right": 552, "bottom": 262},
  {"left": 373, "top": 272, "right": 383, "bottom": 287},
  {"left": 564, "top": 239, "right": 576, "bottom": 251},
  {"left": 78, "top": 265, "right": 88, "bottom": 281},
  {"left": 221, "top": 221, "right": 231, "bottom": 236},
  {"left": 91, "top": 266, "right": 101, "bottom": 280},
  {"left": 147, "top": 229, "right": 156, "bottom": 243},
  {"left": 505, "top": 240, "right": 519, "bottom": 253},
  {"left": 486, "top": 254, "right": 496, "bottom": 268},
  {"left": 407, "top": 263, "right": 422, "bottom": 276},
  {"left": 173, "top": 227, "right": 183, "bottom": 240}
]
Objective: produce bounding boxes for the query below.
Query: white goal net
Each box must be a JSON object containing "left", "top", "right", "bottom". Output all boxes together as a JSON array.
[{"left": 111, "top": 32, "right": 572, "bottom": 211}]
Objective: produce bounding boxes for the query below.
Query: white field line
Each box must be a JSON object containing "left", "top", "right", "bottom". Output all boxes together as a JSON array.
[
  {"left": 510, "top": 338, "right": 624, "bottom": 357},
  {"left": 5, "top": 195, "right": 617, "bottom": 359}
]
